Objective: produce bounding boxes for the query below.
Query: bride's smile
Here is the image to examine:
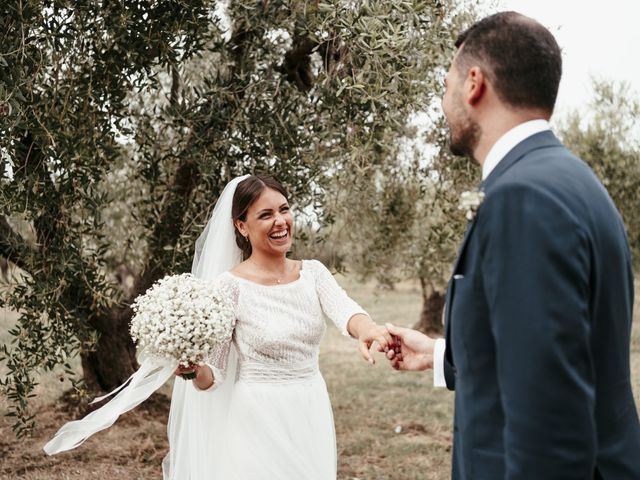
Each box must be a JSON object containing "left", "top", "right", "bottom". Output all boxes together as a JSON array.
[
  {"left": 269, "top": 229, "right": 288, "bottom": 241},
  {"left": 235, "top": 186, "right": 294, "bottom": 256}
]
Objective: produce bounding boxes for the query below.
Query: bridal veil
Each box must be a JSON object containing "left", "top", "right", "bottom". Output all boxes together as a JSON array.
[{"left": 164, "top": 174, "right": 248, "bottom": 479}]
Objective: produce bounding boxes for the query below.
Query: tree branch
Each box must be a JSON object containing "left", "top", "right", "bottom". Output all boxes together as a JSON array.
[
  {"left": 0, "top": 215, "right": 32, "bottom": 274},
  {"left": 277, "top": 36, "right": 351, "bottom": 92},
  {"left": 170, "top": 64, "right": 181, "bottom": 107},
  {"left": 278, "top": 36, "right": 317, "bottom": 92},
  {"left": 134, "top": 159, "right": 200, "bottom": 296},
  {"left": 12, "top": 133, "right": 62, "bottom": 248}
]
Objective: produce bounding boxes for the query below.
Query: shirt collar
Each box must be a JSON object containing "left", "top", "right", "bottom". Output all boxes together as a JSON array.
[{"left": 482, "top": 119, "right": 551, "bottom": 180}]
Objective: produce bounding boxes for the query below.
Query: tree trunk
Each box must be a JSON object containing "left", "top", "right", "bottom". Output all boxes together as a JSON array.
[
  {"left": 80, "top": 153, "right": 200, "bottom": 394},
  {"left": 81, "top": 308, "right": 138, "bottom": 394},
  {"left": 414, "top": 277, "right": 445, "bottom": 336},
  {"left": 79, "top": 72, "right": 199, "bottom": 394},
  {"left": 0, "top": 256, "right": 8, "bottom": 281}
]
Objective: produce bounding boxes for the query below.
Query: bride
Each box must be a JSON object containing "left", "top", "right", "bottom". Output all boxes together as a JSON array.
[{"left": 166, "top": 174, "right": 393, "bottom": 479}]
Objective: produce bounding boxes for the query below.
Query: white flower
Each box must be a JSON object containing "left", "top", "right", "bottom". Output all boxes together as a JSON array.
[
  {"left": 458, "top": 189, "right": 485, "bottom": 221},
  {"left": 129, "top": 273, "right": 235, "bottom": 367}
]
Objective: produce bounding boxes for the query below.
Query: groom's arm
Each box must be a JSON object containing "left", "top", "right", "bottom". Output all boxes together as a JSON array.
[{"left": 479, "top": 184, "right": 596, "bottom": 479}]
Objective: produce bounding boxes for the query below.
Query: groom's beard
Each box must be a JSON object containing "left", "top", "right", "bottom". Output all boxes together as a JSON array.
[{"left": 448, "top": 117, "right": 481, "bottom": 161}]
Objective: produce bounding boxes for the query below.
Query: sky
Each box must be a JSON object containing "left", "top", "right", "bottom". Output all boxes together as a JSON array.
[{"left": 497, "top": 0, "right": 640, "bottom": 118}]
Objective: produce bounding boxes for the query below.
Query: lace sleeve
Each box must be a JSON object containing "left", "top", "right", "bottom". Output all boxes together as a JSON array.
[
  {"left": 197, "top": 273, "right": 239, "bottom": 392},
  {"left": 307, "top": 259, "right": 368, "bottom": 337}
]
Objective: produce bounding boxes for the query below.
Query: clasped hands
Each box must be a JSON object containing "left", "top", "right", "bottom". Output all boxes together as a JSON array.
[{"left": 349, "top": 314, "right": 437, "bottom": 371}]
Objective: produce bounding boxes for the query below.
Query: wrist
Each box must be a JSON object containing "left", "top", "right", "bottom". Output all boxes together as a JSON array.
[
  {"left": 423, "top": 352, "right": 434, "bottom": 370},
  {"left": 423, "top": 337, "right": 436, "bottom": 369},
  {"left": 349, "top": 315, "right": 376, "bottom": 339}
]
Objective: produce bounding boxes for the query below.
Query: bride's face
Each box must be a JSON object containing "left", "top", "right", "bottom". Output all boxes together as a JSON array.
[{"left": 236, "top": 187, "right": 294, "bottom": 256}]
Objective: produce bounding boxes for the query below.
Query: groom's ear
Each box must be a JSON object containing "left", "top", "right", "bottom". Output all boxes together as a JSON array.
[{"left": 465, "top": 66, "right": 487, "bottom": 106}]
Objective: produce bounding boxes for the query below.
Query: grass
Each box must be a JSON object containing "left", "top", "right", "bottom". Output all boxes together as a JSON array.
[
  {"left": 323, "top": 277, "right": 454, "bottom": 480},
  {"left": 1, "top": 277, "right": 639, "bottom": 479}
]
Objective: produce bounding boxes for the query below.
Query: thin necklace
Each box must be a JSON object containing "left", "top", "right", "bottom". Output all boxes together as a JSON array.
[{"left": 248, "top": 258, "right": 290, "bottom": 285}]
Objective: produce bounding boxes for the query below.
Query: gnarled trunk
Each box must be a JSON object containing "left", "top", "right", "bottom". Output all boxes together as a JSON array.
[
  {"left": 414, "top": 277, "right": 445, "bottom": 336},
  {"left": 81, "top": 308, "right": 138, "bottom": 394}
]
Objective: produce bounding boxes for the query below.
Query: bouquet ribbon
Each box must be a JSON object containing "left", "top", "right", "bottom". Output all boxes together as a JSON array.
[{"left": 43, "top": 354, "right": 176, "bottom": 455}]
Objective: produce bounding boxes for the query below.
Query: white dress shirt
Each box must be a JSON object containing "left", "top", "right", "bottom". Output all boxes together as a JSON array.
[{"left": 432, "top": 119, "right": 551, "bottom": 387}]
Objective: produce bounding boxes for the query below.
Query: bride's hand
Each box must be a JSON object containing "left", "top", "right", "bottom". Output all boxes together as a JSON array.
[
  {"left": 347, "top": 314, "right": 394, "bottom": 364},
  {"left": 174, "top": 363, "right": 198, "bottom": 378},
  {"left": 175, "top": 363, "right": 215, "bottom": 390}
]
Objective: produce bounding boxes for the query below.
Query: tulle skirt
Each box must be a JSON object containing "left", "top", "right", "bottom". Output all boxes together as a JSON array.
[{"left": 216, "top": 372, "right": 337, "bottom": 479}]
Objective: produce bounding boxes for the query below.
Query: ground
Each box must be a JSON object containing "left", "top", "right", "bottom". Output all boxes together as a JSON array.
[{"left": 1, "top": 277, "right": 639, "bottom": 480}]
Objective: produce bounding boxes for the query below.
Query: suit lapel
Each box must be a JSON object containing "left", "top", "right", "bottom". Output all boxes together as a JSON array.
[
  {"left": 449, "top": 130, "right": 562, "bottom": 278},
  {"left": 444, "top": 217, "right": 478, "bottom": 346},
  {"left": 444, "top": 130, "right": 563, "bottom": 357},
  {"left": 451, "top": 215, "right": 479, "bottom": 275}
]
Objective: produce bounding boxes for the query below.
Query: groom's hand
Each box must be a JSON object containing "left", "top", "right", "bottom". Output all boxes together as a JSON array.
[{"left": 383, "top": 323, "right": 436, "bottom": 371}]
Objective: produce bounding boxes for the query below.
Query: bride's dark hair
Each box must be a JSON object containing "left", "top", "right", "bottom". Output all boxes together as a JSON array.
[{"left": 232, "top": 175, "right": 289, "bottom": 258}]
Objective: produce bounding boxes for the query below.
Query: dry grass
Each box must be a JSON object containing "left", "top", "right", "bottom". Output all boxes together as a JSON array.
[
  {"left": 1, "top": 278, "right": 639, "bottom": 480},
  {"left": 323, "top": 277, "right": 454, "bottom": 480}
]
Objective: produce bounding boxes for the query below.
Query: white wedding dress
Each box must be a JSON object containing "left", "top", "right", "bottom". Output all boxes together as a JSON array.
[{"left": 164, "top": 259, "right": 367, "bottom": 480}]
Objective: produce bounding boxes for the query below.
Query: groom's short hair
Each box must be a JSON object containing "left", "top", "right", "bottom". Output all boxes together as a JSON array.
[{"left": 454, "top": 11, "right": 562, "bottom": 114}]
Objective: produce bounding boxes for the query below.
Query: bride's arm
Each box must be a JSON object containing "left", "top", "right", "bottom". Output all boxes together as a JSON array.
[{"left": 309, "top": 259, "right": 393, "bottom": 363}]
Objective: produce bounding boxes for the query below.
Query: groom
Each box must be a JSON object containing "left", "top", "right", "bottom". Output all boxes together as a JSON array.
[{"left": 385, "top": 11, "right": 640, "bottom": 479}]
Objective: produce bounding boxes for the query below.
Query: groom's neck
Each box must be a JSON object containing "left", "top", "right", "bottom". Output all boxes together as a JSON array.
[{"left": 473, "top": 107, "right": 551, "bottom": 167}]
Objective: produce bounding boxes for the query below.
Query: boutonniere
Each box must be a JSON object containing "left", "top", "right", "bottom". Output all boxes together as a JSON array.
[{"left": 458, "top": 189, "right": 485, "bottom": 221}]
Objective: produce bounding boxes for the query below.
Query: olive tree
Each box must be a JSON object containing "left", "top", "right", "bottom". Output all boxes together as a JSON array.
[
  {"left": 326, "top": 4, "right": 482, "bottom": 334},
  {"left": 558, "top": 80, "right": 640, "bottom": 266},
  {"left": 1, "top": 0, "right": 461, "bottom": 434}
]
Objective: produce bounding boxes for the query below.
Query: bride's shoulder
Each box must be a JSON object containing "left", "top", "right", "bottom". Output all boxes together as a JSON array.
[
  {"left": 217, "top": 270, "right": 236, "bottom": 279},
  {"left": 301, "top": 259, "right": 330, "bottom": 275},
  {"left": 228, "top": 259, "right": 250, "bottom": 275},
  {"left": 301, "top": 258, "right": 317, "bottom": 267},
  {"left": 213, "top": 271, "right": 240, "bottom": 289},
  {"left": 211, "top": 272, "right": 241, "bottom": 305}
]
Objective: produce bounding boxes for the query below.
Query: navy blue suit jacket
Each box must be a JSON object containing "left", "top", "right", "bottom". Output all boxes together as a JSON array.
[{"left": 443, "top": 131, "right": 640, "bottom": 479}]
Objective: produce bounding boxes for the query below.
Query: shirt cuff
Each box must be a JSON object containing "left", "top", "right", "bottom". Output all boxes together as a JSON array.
[{"left": 433, "top": 338, "right": 446, "bottom": 388}]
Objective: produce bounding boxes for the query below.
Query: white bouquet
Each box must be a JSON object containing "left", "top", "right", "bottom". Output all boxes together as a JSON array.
[
  {"left": 44, "top": 274, "right": 235, "bottom": 454},
  {"left": 130, "top": 273, "right": 235, "bottom": 379}
]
